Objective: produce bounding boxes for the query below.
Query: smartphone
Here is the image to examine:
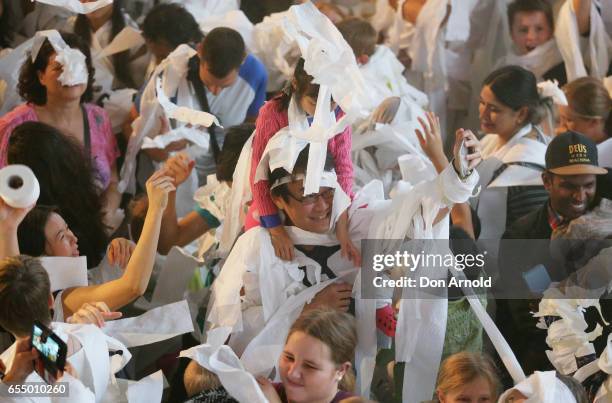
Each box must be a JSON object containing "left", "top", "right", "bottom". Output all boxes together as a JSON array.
[
  {"left": 458, "top": 138, "right": 472, "bottom": 177},
  {"left": 31, "top": 321, "right": 67, "bottom": 384}
]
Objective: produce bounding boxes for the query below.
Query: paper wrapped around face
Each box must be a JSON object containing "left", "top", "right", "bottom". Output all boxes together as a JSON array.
[
  {"left": 31, "top": 30, "right": 89, "bottom": 86},
  {"left": 102, "top": 300, "right": 194, "bottom": 348},
  {"left": 40, "top": 256, "right": 88, "bottom": 292},
  {"left": 35, "top": 0, "right": 114, "bottom": 14}
]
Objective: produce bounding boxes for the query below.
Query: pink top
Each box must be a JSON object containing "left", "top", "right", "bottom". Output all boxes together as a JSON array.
[
  {"left": 249, "top": 97, "right": 354, "bottom": 228},
  {"left": 0, "top": 103, "right": 119, "bottom": 190}
]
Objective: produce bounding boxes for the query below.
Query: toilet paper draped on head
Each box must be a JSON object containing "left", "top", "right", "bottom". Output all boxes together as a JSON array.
[
  {"left": 269, "top": 2, "right": 375, "bottom": 195},
  {"left": 0, "top": 30, "right": 89, "bottom": 114},
  {"left": 31, "top": 30, "right": 89, "bottom": 86},
  {"left": 255, "top": 128, "right": 351, "bottom": 231}
]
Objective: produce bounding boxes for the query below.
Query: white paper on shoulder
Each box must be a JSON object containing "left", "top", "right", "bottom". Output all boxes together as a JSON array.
[
  {"left": 102, "top": 300, "right": 194, "bottom": 348},
  {"left": 39, "top": 256, "right": 88, "bottom": 292}
]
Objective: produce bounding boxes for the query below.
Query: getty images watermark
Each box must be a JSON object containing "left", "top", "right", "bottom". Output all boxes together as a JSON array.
[
  {"left": 360, "top": 239, "right": 494, "bottom": 299},
  {"left": 371, "top": 249, "right": 491, "bottom": 288},
  {"left": 361, "top": 238, "right": 612, "bottom": 300}
]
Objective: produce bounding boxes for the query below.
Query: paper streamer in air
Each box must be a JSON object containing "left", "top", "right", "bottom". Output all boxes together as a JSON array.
[{"left": 156, "top": 76, "right": 221, "bottom": 128}]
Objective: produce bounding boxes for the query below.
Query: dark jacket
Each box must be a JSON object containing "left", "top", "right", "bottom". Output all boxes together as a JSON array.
[
  {"left": 502, "top": 202, "right": 551, "bottom": 240},
  {"left": 494, "top": 202, "right": 554, "bottom": 378}
]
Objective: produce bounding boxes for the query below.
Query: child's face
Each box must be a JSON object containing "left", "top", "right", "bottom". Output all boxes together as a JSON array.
[
  {"left": 297, "top": 95, "right": 337, "bottom": 117},
  {"left": 510, "top": 11, "right": 553, "bottom": 55},
  {"left": 278, "top": 331, "right": 346, "bottom": 403},
  {"left": 438, "top": 376, "right": 494, "bottom": 403}
]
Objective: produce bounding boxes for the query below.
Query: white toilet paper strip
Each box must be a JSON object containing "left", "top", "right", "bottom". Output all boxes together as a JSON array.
[
  {"left": 103, "top": 300, "right": 194, "bottom": 348},
  {"left": 35, "top": 0, "right": 114, "bottom": 14},
  {"left": 40, "top": 256, "right": 89, "bottom": 293}
]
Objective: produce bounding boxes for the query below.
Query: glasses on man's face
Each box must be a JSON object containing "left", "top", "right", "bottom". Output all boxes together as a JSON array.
[{"left": 287, "top": 187, "right": 335, "bottom": 206}]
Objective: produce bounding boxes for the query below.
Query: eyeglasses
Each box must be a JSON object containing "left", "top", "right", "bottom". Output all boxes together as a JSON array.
[{"left": 287, "top": 187, "right": 335, "bottom": 206}]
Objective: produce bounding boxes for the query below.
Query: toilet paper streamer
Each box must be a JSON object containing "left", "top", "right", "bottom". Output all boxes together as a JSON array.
[{"left": 0, "top": 164, "right": 40, "bottom": 208}]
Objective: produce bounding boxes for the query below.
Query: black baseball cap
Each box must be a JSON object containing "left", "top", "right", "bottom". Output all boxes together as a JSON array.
[{"left": 545, "top": 131, "right": 607, "bottom": 175}]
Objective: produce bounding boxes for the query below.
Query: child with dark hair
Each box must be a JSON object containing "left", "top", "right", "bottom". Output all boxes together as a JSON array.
[
  {"left": 141, "top": 3, "right": 204, "bottom": 67},
  {"left": 500, "top": 0, "right": 567, "bottom": 84},
  {"left": 249, "top": 58, "right": 360, "bottom": 266}
]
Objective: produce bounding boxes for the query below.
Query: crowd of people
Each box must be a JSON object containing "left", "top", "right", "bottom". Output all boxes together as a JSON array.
[{"left": 0, "top": 0, "right": 611, "bottom": 402}]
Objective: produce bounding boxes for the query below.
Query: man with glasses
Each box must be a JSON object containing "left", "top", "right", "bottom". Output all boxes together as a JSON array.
[{"left": 205, "top": 122, "right": 483, "bottom": 365}]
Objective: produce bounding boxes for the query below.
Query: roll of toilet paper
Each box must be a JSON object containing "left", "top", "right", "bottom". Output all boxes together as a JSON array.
[{"left": 0, "top": 165, "right": 40, "bottom": 208}]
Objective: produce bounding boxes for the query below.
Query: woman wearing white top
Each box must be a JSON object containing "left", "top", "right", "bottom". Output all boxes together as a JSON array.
[{"left": 470, "top": 65, "right": 551, "bottom": 243}]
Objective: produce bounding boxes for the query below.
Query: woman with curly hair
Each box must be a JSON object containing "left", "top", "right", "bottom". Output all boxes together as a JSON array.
[{"left": 0, "top": 31, "right": 122, "bottom": 230}]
